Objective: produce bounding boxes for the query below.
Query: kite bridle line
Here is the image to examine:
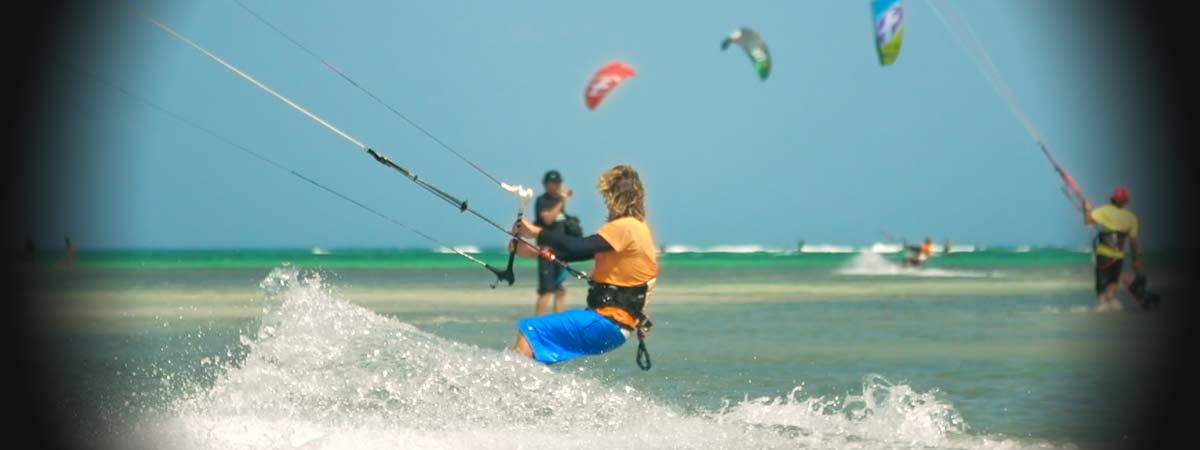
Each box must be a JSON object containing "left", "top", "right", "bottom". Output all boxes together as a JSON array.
[
  {"left": 87, "top": 73, "right": 513, "bottom": 281},
  {"left": 925, "top": 0, "right": 1091, "bottom": 212},
  {"left": 137, "top": 11, "right": 588, "bottom": 285},
  {"left": 231, "top": 1, "right": 529, "bottom": 206},
  {"left": 233, "top": 0, "right": 557, "bottom": 278},
  {"left": 1039, "top": 141, "right": 1089, "bottom": 211}
]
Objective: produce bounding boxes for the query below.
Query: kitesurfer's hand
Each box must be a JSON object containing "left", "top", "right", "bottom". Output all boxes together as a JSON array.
[{"left": 514, "top": 218, "right": 541, "bottom": 239}]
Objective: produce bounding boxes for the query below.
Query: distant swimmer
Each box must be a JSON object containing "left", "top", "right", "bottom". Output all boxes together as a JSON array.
[
  {"left": 1083, "top": 186, "right": 1140, "bottom": 312},
  {"left": 902, "top": 237, "right": 934, "bottom": 267},
  {"left": 521, "top": 170, "right": 583, "bottom": 316},
  {"left": 510, "top": 165, "right": 658, "bottom": 369},
  {"left": 943, "top": 240, "right": 952, "bottom": 254},
  {"left": 62, "top": 236, "right": 76, "bottom": 268}
]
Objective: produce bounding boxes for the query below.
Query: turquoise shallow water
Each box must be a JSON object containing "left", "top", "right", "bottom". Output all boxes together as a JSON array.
[
  {"left": 36, "top": 246, "right": 1094, "bottom": 269},
  {"left": 23, "top": 248, "right": 1175, "bottom": 449}
]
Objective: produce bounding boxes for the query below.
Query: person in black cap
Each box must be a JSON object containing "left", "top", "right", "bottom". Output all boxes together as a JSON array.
[{"left": 528, "top": 170, "right": 580, "bottom": 315}]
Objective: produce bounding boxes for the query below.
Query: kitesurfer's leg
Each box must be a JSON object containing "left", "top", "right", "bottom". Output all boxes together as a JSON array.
[
  {"left": 513, "top": 310, "right": 628, "bottom": 364},
  {"left": 513, "top": 333, "right": 534, "bottom": 358},
  {"left": 1102, "top": 282, "right": 1123, "bottom": 311},
  {"left": 1095, "top": 279, "right": 1123, "bottom": 311},
  {"left": 1094, "top": 256, "right": 1124, "bottom": 311}
]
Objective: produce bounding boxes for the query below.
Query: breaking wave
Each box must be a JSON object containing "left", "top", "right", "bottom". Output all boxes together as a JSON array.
[
  {"left": 118, "top": 266, "right": 1058, "bottom": 449},
  {"left": 836, "top": 252, "right": 1002, "bottom": 278}
]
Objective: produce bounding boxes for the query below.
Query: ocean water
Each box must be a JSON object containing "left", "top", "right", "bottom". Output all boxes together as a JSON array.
[{"left": 22, "top": 248, "right": 1174, "bottom": 449}]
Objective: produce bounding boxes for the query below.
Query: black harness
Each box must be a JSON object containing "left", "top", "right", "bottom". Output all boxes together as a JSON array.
[
  {"left": 1096, "top": 230, "right": 1128, "bottom": 253},
  {"left": 587, "top": 281, "right": 654, "bottom": 371},
  {"left": 1094, "top": 230, "right": 1129, "bottom": 270}
]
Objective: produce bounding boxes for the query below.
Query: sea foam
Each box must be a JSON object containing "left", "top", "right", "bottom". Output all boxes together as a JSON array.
[
  {"left": 119, "top": 266, "right": 1057, "bottom": 450},
  {"left": 836, "top": 252, "right": 1001, "bottom": 278}
]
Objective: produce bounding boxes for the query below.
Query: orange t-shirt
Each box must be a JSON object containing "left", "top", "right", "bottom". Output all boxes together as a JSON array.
[
  {"left": 593, "top": 217, "right": 659, "bottom": 287},
  {"left": 591, "top": 217, "right": 659, "bottom": 328}
]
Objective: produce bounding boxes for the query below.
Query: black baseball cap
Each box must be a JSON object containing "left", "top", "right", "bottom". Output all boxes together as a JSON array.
[{"left": 543, "top": 170, "right": 563, "bottom": 183}]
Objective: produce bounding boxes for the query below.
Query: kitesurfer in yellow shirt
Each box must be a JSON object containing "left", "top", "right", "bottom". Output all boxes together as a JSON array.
[{"left": 1083, "top": 186, "right": 1140, "bottom": 312}]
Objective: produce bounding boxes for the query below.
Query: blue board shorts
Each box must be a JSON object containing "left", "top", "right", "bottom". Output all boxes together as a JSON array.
[{"left": 518, "top": 309, "right": 628, "bottom": 364}]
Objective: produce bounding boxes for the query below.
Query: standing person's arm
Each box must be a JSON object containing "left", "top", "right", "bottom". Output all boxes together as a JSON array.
[
  {"left": 1130, "top": 236, "right": 1142, "bottom": 272},
  {"left": 1083, "top": 202, "right": 1096, "bottom": 225},
  {"left": 1130, "top": 216, "right": 1142, "bottom": 272}
]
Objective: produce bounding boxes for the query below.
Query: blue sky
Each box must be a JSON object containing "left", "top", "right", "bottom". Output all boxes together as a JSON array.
[{"left": 36, "top": 0, "right": 1164, "bottom": 249}]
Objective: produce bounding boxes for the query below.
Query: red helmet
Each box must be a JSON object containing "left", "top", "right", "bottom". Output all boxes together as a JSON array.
[{"left": 1111, "top": 186, "right": 1130, "bottom": 203}]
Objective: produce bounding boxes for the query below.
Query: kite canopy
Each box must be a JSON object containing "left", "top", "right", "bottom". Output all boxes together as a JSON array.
[
  {"left": 872, "top": 0, "right": 904, "bottom": 66},
  {"left": 584, "top": 61, "right": 636, "bottom": 110},
  {"left": 721, "top": 27, "right": 770, "bottom": 81}
]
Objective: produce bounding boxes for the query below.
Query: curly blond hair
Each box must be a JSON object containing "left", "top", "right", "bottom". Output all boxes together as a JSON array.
[{"left": 597, "top": 165, "right": 646, "bottom": 221}]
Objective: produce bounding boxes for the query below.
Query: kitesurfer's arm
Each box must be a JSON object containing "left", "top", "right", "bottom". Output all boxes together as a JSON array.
[
  {"left": 514, "top": 217, "right": 613, "bottom": 262},
  {"left": 1083, "top": 201, "right": 1096, "bottom": 225},
  {"left": 509, "top": 220, "right": 544, "bottom": 259},
  {"left": 1128, "top": 214, "right": 1141, "bottom": 271},
  {"left": 1130, "top": 235, "right": 1142, "bottom": 272},
  {"left": 537, "top": 229, "right": 613, "bottom": 262},
  {"left": 508, "top": 239, "right": 540, "bottom": 258}
]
